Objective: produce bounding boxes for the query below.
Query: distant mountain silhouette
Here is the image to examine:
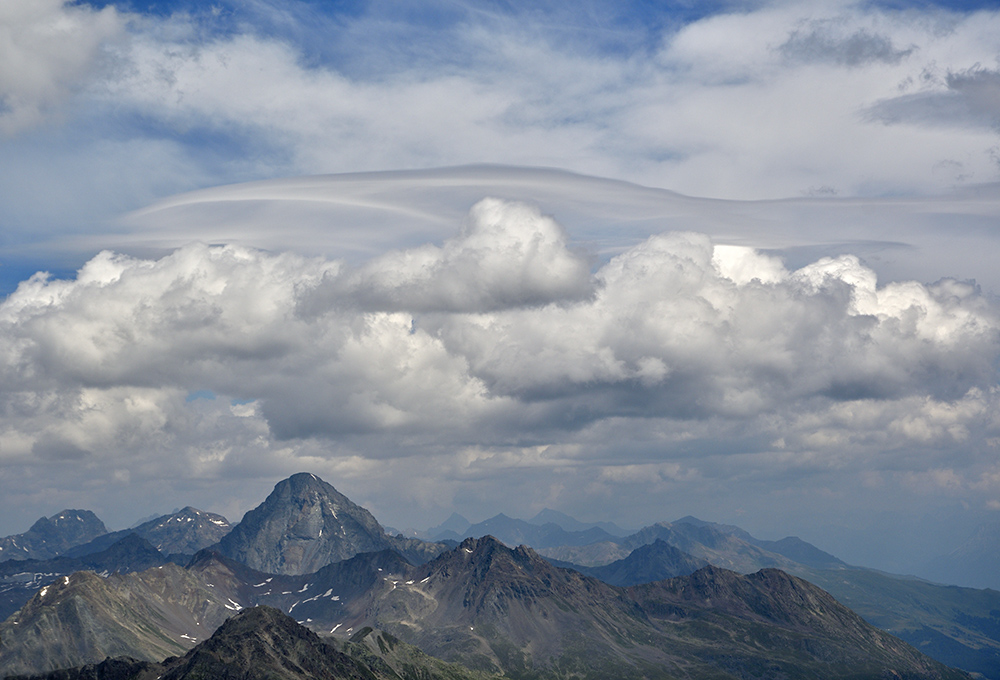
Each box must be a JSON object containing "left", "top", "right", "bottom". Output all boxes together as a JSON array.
[
  {"left": 925, "top": 520, "right": 1000, "bottom": 590},
  {"left": 527, "top": 508, "right": 630, "bottom": 537},
  {"left": 546, "top": 538, "right": 708, "bottom": 586},
  {"left": 457, "top": 512, "right": 618, "bottom": 548}
]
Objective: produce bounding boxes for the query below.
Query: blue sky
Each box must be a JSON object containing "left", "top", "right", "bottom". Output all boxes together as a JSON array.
[{"left": 3, "top": 0, "right": 1000, "bottom": 578}]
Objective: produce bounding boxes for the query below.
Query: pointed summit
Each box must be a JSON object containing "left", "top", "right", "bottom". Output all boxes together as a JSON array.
[{"left": 217, "top": 472, "right": 393, "bottom": 575}]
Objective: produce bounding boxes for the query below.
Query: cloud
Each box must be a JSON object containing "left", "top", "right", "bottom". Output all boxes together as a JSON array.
[
  {"left": 865, "top": 66, "right": 1000, "bottom": 131},
  {"left": 778, "top": 22, "right": 914, "bottom": 67},
  {"left": 2, "top": 201, "right": 998, "bottom": 506},
  {"left": 313, "top": 198, "right": 593, "bottom": 312},
  {"left": 5, "top": 0, "right": 1000, "bottom": 226},
  {"left": 0, "top": 0, "right": 123, "bottom": 134}
]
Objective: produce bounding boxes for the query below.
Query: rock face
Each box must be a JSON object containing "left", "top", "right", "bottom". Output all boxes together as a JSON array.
[
  {"left": 0, "top": 510, "right": 107, "bottom": 561},
  {"left": 217, "top": 473, "right": 394, "bottom": 575}
]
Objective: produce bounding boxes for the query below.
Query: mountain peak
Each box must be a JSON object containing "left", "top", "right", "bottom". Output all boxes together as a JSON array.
[
  {"left": 153, "top": 606, "right": 382, "bottom": 679},
  {"left": 217, "top": 472, "right": 393, "bottom": 575},
  {"left": 0, "top": 509, "right": 108, "bottom": 561}
]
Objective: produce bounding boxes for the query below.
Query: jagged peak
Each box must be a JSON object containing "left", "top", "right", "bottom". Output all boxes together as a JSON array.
[{"left": 450, "top": 535, "right": 545, "bottom": 571}]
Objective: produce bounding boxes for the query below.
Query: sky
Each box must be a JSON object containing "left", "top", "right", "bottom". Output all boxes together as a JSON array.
[{"left": 3, "top": 0, "right": 1000, "bottom": 577}]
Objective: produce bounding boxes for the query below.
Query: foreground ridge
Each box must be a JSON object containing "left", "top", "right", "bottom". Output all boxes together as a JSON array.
[{"left": 8, "top": 606, "right": 496, "bottom": 680}]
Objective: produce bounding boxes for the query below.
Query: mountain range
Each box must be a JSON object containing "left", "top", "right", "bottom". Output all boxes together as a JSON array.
[{"left": 0, "top": 471, "right": 995, "bottom": 679}]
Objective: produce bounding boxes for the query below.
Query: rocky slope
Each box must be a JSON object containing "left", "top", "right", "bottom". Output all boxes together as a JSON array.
[{"left": 216, "top": 472, "right": 395, "bottom": 574}]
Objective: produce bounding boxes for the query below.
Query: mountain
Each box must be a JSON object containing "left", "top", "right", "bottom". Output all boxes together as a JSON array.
[
  {"left": 549, "top": 538, "right": 708, "bottom": 586},
  {"left": 536, "top": 515, "right": 1000, "bottom": 679},
  {"left": 629, "top": 565, "right": 963, "bottom": 679},
  {"left": 0, "top": 510, "right": 107, "bottom": 561},
  {"left": 798, "top": 565, "right": 1000, "bottom": 679},
  {"left": 619, "top": 520, "right": 798, "bottom": 573},
  {"left": 924, "top": 520, "right": 1000, "bottom": 590},
  {"left": 216, "top": 472, "right": 446, "bottom": 574},
  {"left": 0, "top": 534, "right": 170, "bottom": 621},
  {"left": 215, "top": 472, "right": 395, "bottom": 575},
  {"left": 671, "top": 516, "right": 846, "bottom": 569},
  {"left": 538, "top": 516, "right": 842, "bottom": 574},
  {"left": 459, "top": 513, "right": 618, "bottom": 549},
  {"left": 0, "top": 477, "right": 986, "bottom": 679},
  {"left": 0, "top": 561, "right": 240, "bottom": 676},
  {"left": 7, "top": 607, "right": 498, "bottom": 680},
  {"left": 64, "top": 507, "right": 232, "bottom": 559},
  {"left": 528, "top": 509, "right": 630, "bottom": 537},
  {"left": 426, "top": 512, "right": 472, "bottom": 540},
  {"left": 349, "top": 536, "right": 966, "bottom": 679}
]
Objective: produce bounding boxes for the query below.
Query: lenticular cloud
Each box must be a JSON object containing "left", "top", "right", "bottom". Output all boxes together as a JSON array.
[{"left": 0, "top": 199, "right": 997, "bottom": 472}]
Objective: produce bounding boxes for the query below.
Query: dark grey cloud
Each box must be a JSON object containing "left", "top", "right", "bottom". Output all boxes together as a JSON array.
[
  {"left": 779, "top": 25, "right": 914, "bottom": 67},
  {"left": 865, "top": 67, "right": 1000, "bottom": 130}
]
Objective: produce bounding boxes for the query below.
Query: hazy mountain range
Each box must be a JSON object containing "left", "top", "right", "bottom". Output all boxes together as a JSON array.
[{"left": 0, "top": 472, "right": 997, "bottom": 679}]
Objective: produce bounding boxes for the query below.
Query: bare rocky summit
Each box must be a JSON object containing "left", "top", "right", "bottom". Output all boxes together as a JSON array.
[{"left": 215, "top": 472, "right": 394, "bottom": 575}]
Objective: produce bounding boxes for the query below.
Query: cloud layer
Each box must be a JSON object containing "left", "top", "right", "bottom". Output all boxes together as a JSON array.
[{"left": 3, "top": 199, "right": 1000, "bottom": 570}]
